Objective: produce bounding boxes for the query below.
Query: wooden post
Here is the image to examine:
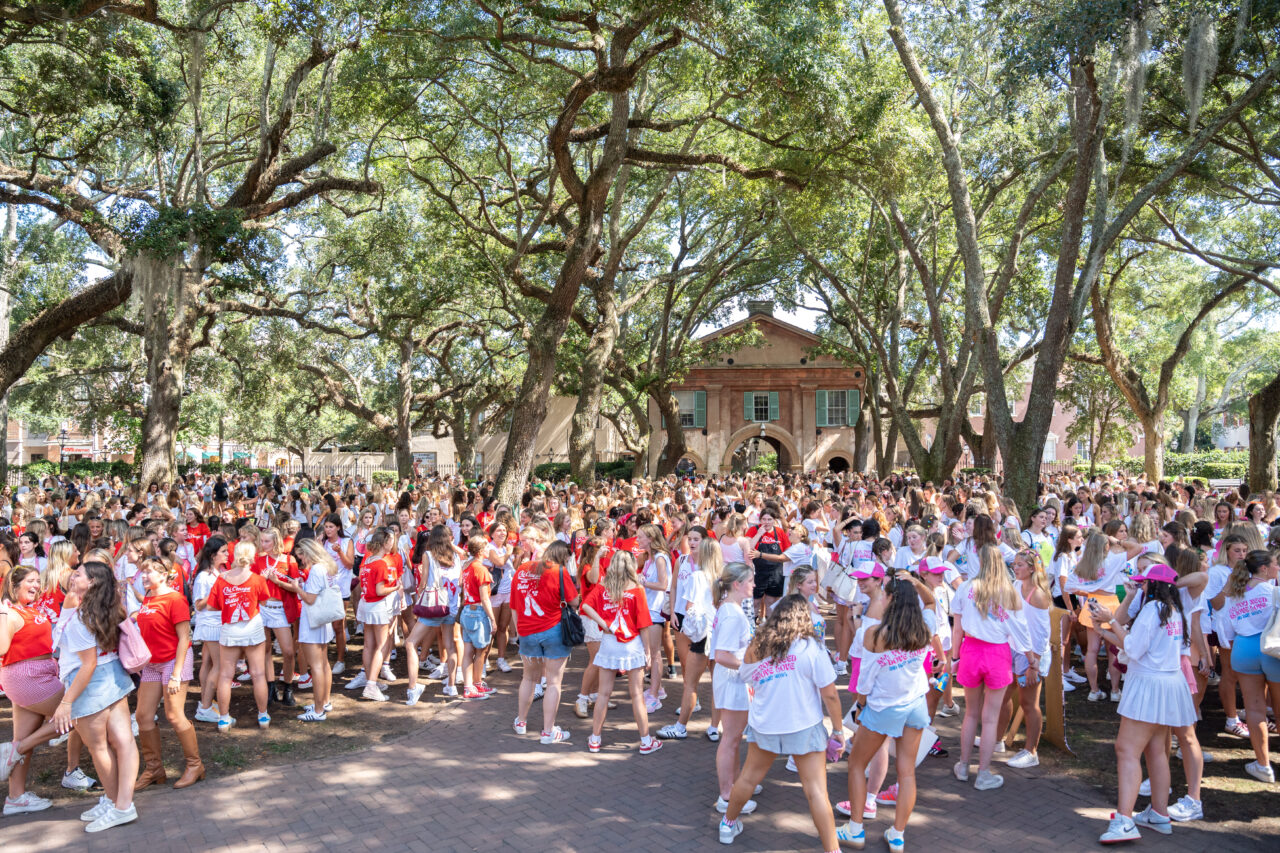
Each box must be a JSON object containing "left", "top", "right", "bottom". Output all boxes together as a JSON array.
[{"left": 1042, "top": 606, "right": 1071, "bottom": 753}]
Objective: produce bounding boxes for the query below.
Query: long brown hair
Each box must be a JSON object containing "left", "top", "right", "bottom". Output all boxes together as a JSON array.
[
  {"left": 749, "top": 594, "right": 817, "bottom": 663},
  {"left": 79, "top": 561, "right": 124, "bottom": 652},
  {"left": 874, "top": 579, "right": 932, "bottom": 652}
]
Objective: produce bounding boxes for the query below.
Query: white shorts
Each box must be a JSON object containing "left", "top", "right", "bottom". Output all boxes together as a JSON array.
[
  {"left": 260, "top": 602, "right": 290, "bottom": 630},
  {"left": 712, "top": 664, "right": 750, "bottom": 711},
  {"left": 193, "top": 621, "right": 221, "bottom": 644},
  {"left": 584, "top": 619, "right": 604, "bottom": 644},
  {"left": 339, "top": 569, "right": 354, "bottom": 599},
  {"left": 356, "top": 596, "right": 395, "bottom": 626},
  {"left": 220, "top": 615, "right": 266, "bottom": 648}
]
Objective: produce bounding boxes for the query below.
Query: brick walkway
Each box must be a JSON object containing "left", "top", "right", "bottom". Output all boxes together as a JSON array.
[{"left": 0, "top": 644, "right": 1273, "bottom": 852}]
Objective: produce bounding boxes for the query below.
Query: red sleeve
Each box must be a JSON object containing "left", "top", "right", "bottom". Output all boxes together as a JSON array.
[
  {"left": 207, "top": 579, "right": 225, "bottom": 610},
  {"left": 559, "top": 569, "right": 578, "bottom": 601},
  {"left": 778, "top": 529, "right": 791, "bottom": 550},
  {"left": 169, "top": 592, "right": 192, "bottom": 624},
  {"left": 632, "top": 591, "right": 653, "bottom": 631}
]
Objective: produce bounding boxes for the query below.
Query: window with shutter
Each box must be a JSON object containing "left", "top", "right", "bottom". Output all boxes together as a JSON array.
[
  {"left": 768, "top": 391, "right": 779, "bottom": 421},
  {"left": 847, "top": 389, "right": 860, "bottom": 426},
  {"left": 824, "top": 390, "right": 847, "bottom": 426},
  {"left": 675, "top": 390, "right": 697, "bottom": 428},
  {"left": 694, "top": 390, "right": 706, "bottom": 428},
  {"left": 816, "top": 390, "right": 828, "bottom": 428}
]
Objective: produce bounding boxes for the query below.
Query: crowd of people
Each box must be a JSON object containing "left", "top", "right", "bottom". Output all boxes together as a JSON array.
[{"left": 0, "top": 465, "right": 1277, "bottom": 847}]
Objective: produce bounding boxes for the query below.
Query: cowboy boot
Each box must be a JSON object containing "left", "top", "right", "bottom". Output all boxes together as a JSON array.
[
  {"left": 281, "top": 681, "right": 296, "bottom": 707},
  {"left": 268, "top": 679, "right": 282, "bottom": 704},
  {"left": 134, "top": 727, "right": 167, "bottom": 789},
  {"left": 173, "top": 726, "right": 205, "bottom": 789}
]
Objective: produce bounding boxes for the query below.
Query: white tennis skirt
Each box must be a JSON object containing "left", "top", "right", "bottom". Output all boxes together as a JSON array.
[
  {"left": 593, "top": 636, "right": 647, "bottom": 671},
  {"left": 356, "top": 596, "right": 395, "bottom": 626},
  {"left": 1118, "top": 669, "right": 1197, "bottom": 728},
  {"left": 220, "top": 614, "right": 266, "bottom": 648},
  {"left": 713, "top": 665, "right": 750, "bottom": 711},
  {"left": 260, "top": 602, "right": 290, "bottom": 629}
]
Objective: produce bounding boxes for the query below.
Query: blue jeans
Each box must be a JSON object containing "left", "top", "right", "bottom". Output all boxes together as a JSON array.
[{"left": 518, "top": 625, "right": 571, "bottom": 660}]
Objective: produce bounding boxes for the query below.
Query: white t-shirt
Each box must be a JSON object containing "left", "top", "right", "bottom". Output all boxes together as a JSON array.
[
  {"left": 641, "top": 554, "right": 669, "bottom": 615},
  {"left": 709, "top": 601, "right": 753, "bottom": 662},
  {"left": 673, "top": 555, "right": 696, "bottom": 617},
  {"left": 741, "top": 637, "right": 835, "bottom": 734},
  {"left": 953, "top": 580, "right": 1033, "bottom": 652},
  {"left": 1125, "top": 599, "right": 1187, "bottom": 676},
  {"left": 856, "top": 642, "right": 929, "bottom": 711},
  {"left": 1221, "top": 581, "right": 1278, "bottom": 643},
  {"left": 191, "top": 572, "right": 221, "bottom": 632},
  {"left": 425, "top": 554, "right": 464, "bottom": 610},
  {"left": 679, "top": 569, "right": 715, "bottom": 624},
  {"left": 56, "top": 609, "right": 119, "bottom": 682}
]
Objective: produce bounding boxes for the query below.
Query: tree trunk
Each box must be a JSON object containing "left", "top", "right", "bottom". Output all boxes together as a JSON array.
[
  {"left": 137, "top": 255, "right": 200, "bottom": 491},
  {"left": 138, "top": 350, "right": 185, "bottom": 490},
  {"left": 1141, "top": 413, "right": 1165, "bottom": 483},
  {"left": 1182, "top": 374, "right": 1206, "bottom": 452},
  {"left": 568, "top": 292, "right": 619, "bottom": 485},
  {"left": 0, "top": 205, "right": 11, "bottom": 485},
  {"left": 852, "top": 400, "right": 869, "bottom": 472},
  {"left": 495, "top": 323, "right": 565, "bottom": 504},
  {"left": 395, "top": 336, "right": 414, "bottom": 480},
  {"left": 878, "top": 415, "right": 898, "bottom": 479},
  {"left": 653, "top": 389, "right": 687, "bottom": 477},
  {"left": 1247, "top": 372, "right": 1280, "bottom": 491},
  {"left": 452, "top": 419, "right": 477, "bottom": 481}
]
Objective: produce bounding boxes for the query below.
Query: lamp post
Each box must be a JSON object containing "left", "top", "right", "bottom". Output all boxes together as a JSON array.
[{"left": 58, "top": 427, "right": 69, "bottom": 474}]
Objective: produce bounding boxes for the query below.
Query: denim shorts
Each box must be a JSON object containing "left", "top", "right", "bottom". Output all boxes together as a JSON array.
[
  {"left": 860, "top": 695, "right": 931, "bottom": 738},
  {"left": 459, "top": 605, "right": 492, "bottom": 648},
  {"left": 518, "top": 625, "right": 571, "bottom": 660},
  {"left": 417, "top": 607, "right": 458, "bottom": 628},
  {"left": 65, "top": 658, "right": 134, "bottom": 720}
]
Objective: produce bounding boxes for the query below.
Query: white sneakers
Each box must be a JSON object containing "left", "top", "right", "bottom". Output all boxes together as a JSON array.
[
  {"left": 1246, "top": 760, "right": 1276, "bottom": 783},
  {"left": 406, "top": 685, "right": 425, "bottom": 706},
  {"left": 496, "top": 657, "right": 513, "bottom": 673},
  {"left": 715, "top": 796, "right": 756, "bottom": 814},
  {"left": 574, "top": 696, "right": 590, "bottom": 718},
  {"left": 973, "top": 769, "right": 1004, "bottom": 791},
  {"left": 379, "top": 665, "right": 395, "bottom": 683},
  {"left": 1167, "top": 795, "right": 1203, "bottom": 822},
  {"left": 345, "top": 671, "right": 369, "bottom": 690},
  {"left": 1087, "top": 690, "right": 1106, "bottom": 702},
  {"left": 425, "top": 664, "right": 447, "bottom": 680},
  {"left": 657, "top": 724, "right": 688, "bottom": 740},
  {"left": 362, "top": 683, "right": 388, "bottom": 702},
  {"left": 62, "top": 767, "right": 97, "bottom": 790},
  {"left": 194, "top": 704, "right": 220, "bottom": 724},
  {"left": 513, "top": 717, "right": 527, "bottom": 735},
  {"left": 3, "top": 792, "right": 51, "bottom": 816},
  {"left": 937, "top": 702, "right": 961, "bottom": 717},
  {"left": 331, "top": 661, "right": 346, "bottom": 676},
  {"left": 80, "top": 796, "right": 114, "bottom": 822},
  {"left": 1006, "top": 749, "right": 1039, "bottom": 769},
  {"left": 718, "top": 818, "right": 743, "bottom": 845},
  {"left": 85, "top": 803, "right": 138, "bottom": 833},
  {"left": 1132, "top": 806, "right": 1172, "bottom": 836}
]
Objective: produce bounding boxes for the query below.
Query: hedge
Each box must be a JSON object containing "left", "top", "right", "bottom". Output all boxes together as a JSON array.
[
  {"left": 532, "top": 460, "right": 636, "bottom": 482},
  {"left": 370, "top": 470, "right": 399, "bottom": 486},
  {"left": 1107, "top": 451, "right": 1247, "bottom": 481},
  {"left": 1073, "top": 462, "right": 1114, "bottom": 476},
  {"left": 13, "top": 459, "right": 136, "bottom": 482}
]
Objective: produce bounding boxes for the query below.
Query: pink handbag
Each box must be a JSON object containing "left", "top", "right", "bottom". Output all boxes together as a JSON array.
[{"left": 117, "top": 617, "right": 152, "bottom": 673}]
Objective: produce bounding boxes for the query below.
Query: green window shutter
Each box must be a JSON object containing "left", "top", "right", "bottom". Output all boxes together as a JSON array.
[
  {"left": 661, "top": 413, "right": 666, "bottom": 429},
  {"left": 694, "top": 390, "right": 706, "bottom": 428},
  {"left": 816, "top": 390, "right": 828, "bottom": 428},
  {"left": 848, "top": 389, "right": 860, "bottom": 426},
  {"left": 768, "top": 391, "right": 779, "bottom": 421},
  {"left": 744, "top": 391, "right": 753, "bottom": 422}
]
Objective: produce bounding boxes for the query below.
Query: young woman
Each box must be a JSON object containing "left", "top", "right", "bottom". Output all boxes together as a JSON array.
[
  {"left": 483, "top": 520, "right": 516, "bottom": 673},
  {"left": 636, "top": 523, "right": 672, "bottom": 713},
  {"left": 0, "top": 566, "right": 63, "bottom": 816},
  {"left": 16, "top": 532, "right": 46, "bottom": 574},
  {"left": 836, "top": 580, "right": 933, "bottom": 852},
  {"left": 191, "top": 536, "right": 229, "bottom": 724},
  {"left": 719, "top": 595, "right": 843, "bottom": 851},
  {"left": 52, "top": 561, "right": 140, "bottom": 832},
  {"left": 344, "top": 528, "right": 399, "bottom": 702},
  {"left": 1209, "top": 533, "right": 1250, "bottom": 737},
  {"left": 209, "top": 542, "right": 273, "bottom": 730},
  {"left": 1065, "top": 533, "right": 1125, "bottom": 702},
  {"left": 320, "top": 513, "right": 354, "bottom": 674},
  {"left": 405, "top": 527, "right": 465, "bottom": 703},
  {"left": 289, "top": 539, "right": 341, "bottom": 721},
  {"left": 1212, "top": 549, "right": 1280, "bottom": 784},
  {"left": 1001, "top": 549, "right": 1052, "bottom": 769},
  {"left": 573, "top": 536, "right": 608, "bottom": 719},
  {"left": 134, "top": 556, "right": 203, "bottom": 789},
  {"left": 658, "top": 534, "right": 721, "bottom": 741},
  {"left": 580, "top": 550, "right": 661, "bottom": 754},
  {"left": 185, "top": 508, "right": 212, "bottom": 555},
  {"left": 1090, "top": 564, "right": 1198, "bottom": 843},
  {"left": 458, "top": 537, "right": 497, "bottom": 703},
  {"left": 953, "top": 545, "right": 1037, "bottom": 791},
  {"left": 1050, "top": 523, "right": 1085, "bottom": 690},
  {"left": 709, "top": 562, "right": 757, "bottom": 814},
  {"left": 255, "top": 528, "right": 300, "bottom": 707},
  {"left": 511, "top": 535, "right": 578, "bottom": 742}
]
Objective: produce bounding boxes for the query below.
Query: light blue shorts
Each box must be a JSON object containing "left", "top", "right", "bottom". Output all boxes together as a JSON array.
[
  {"left": 1230, "top": 632, "right": 1280, "bottom": 682},
  {"left": 518, "top": 625, "right": 571, "bottom": 660},
  {"left": 459, "top": 605, "right": 492, "bottom": 649},
  {"left": 860, "top": 695, "right": 930, "bottom": 738},
  {"left": 64, "top": 658, "right": 134, "bottom": 720}
]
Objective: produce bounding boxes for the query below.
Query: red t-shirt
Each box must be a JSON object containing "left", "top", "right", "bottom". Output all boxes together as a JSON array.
[
  {"left": 207, "top": 573, "right": 272, "bottom": 624},
  {"left": 36, "top": 586, "right": 66, "bottom": 620},
  {"left": 461, "top": 560, "right": 493, "bottom": 605},
  {"left": 510, "top": 561, "right": 578, "bottom": 637},
  {"left": 747, "top": 526, "right": 791, "bottom": 551},
  {"left": 282, "top": 535, "right": 296, "bottom": 555},
  {"left": 614, "top": 536, "right": 638, "bottom": 556},
  {"left": 136, "top": 589, "right": 192, "bottom": 663},
  {"left": 0, "top": 603, "right": 53, "bottom": 666},
  {"left": 187, "top": 523, "right": 211, "bottom": 553},
  {"left": 582, "top": 585, "right": 652, "bottom": 642},
  {"left": 359, "top": 558, "right": 397, "bottom": 603},
  {"left": 252, "top": 554, "right": 300, "bottom": 602}
]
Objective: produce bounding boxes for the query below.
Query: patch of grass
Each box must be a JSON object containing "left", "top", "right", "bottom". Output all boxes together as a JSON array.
[
  {"left": 35, "top": 769, "right": 56, "bottom": 785},
  {"left": 265, "top": 741, "right": 295, "bottom": 755},
  {"left": 208, "top": 744, "right": 247, "bottom": 769}
]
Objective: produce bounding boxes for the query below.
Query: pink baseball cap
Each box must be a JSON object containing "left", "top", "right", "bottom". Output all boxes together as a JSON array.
[
  {"left": 917, "top": 556, "right": 949, "bottom": 574},
  {"left": 852, "top": 562, "right": 885, "bottom": 579},
  {"left": 1132, "top": 564, "right": 1177, "bottom": 584}
]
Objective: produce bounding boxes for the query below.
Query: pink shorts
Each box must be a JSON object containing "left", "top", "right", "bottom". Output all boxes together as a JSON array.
[
  {"left": 1180, "top": 655, "right": 1197, "bottom": 695},
  {"left": 847, "top": 656, "right": 862, "bottom": 693},
  {"left": 956, "top": 636, "right": 1013, "bottom": 691},
  {"left": 0, "top": 657, "right": 63, "bottom": 708},
  {"left": 923, "top": 651, "right": 933, "bottom": 675},
  {"left": 139, "top": 654, "right": 195, "bottom": 684}
]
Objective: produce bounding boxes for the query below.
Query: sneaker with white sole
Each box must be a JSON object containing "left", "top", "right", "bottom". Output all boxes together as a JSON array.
[
  {"left": 1087, "top": 690, "right": 1106, "bottom": 702},
  {"left": 833, "top": 661, "right": 849, "bottom": 676},
  {"left": 296, "top": 673, "right": 313, "bottom": 689},
  {"left": 706, "top": 727, "right": 721, "bottom": 742},
  {"left": 657, "top": 724, "right": 688, "bottom": 740},
  {"left": 1061, "top": 677, "right": 1076, "bottom": 693},
  {"left": 1099, "top": 813, "right": 1140, "bottom": 844},
  {"left": 330, "top": 661, "right": 345, "bottom": 676},
  {"left": 345, "top": 671, "right": 369, "bottom": 690},
  {"left": 194, "top": 704, "right": 220, "bottom": 724},
  {"left": 217, "top": 716, "right": 235, "bottom": 732},
  {"left": 835, "top": 822, "right": 865, "bottom": 849},
  {"left": 47, "top": 732, "right": 69, "bottom": 747},
  {"left": 425, "top": 654, "right": 441, "bottom": 668},
  {"left": 86, "top": 803, "right": 138, "bottom": 833},
  {"left": 3, "top": 792, "right": 52, "bottom": 816},
  {"left": 937, "top": 702, "right": 961, "bottom": 717},
  {"left": 1007, "top": 749, "right": 1039, "bottom": 769},
  {"left": 1138, "top": 777, "right": 1172, "bottom": 797},
  {"left": 257, "top": 712, "right": 271, "bottom": 728},
  {"left": 639, "top": 737, "right": 663, "bottom": 755},
  {"left": 362, "top": 683, "right": 389, "bottom": 702},
  {"left": 1065, "top": 668, "right": 1087, "bottom": 684},
  {"left": 297, "top": 709, "right": 327, "bottom": 722},
  {"left": 883, "top": 827, "right": 905, "bottom": 852},
  {"left": 441, "top": 685, "right": 458, "bottom": 697},
  {"left": 0, "top": 741, "right": 24, "bottom": 783},
  {"left": 513, "top": 717, "right": 527, "bottom": 735},
  {"left": 532, "top": 683, "right": 545, "bottom": 701},
  {"left": 406, "top": 685, "right": 426, "bottom": 706},
  {"left": 540, "top": 727, "right": 571, "bottom": 745},
  {"left": 80, "top": 796, "right": 113, "bottom": 821},
  {"left": 718, "top": 818, "right": 743, "bottom": 845},
  {"left": 644, "top": 695, "right": 662, "bottom": 714},
  {"left": 1246, "top": 760, "right": 1276, "bottom": 783},
  {"left": 1110, "top": 690, "right": 1121, "bottom": 702},
  {"left": 953, "top": 761, "right": 969, "bottom": 781},
  {"left": 380, "top": 665, "right": 395, "bottom": 683},
  {"left": 574, "top": 696, "right": 590, "bottom": 718},
  {"left": 1167, "top": 795, "right": 1203, "bottom": 822},
  {"left": 875, "top": 783, "right": 899, "bottom": 805},
  {"left": 496, "top": 657, "right": 513, "bottom": 673},
  {"left": 1133, "top": 806, "right": 1173, "bottom": 835},
  {"left": 714, "top": 796, "right": 756, "bottom": 814},
  {"left": 1224, "top": 719, "right": 1250, "bottom": 738},
  {"left": 863, "top": 794, "right": 877, "bottom": 820},
  {"left": 62, "top": 767, "right": 97, "bottom": 790},
  {"left": 785, "top": 755, "right": 797, "bottom": 772},
  {"left": 973, "top": 769, "right": 1004, "bottom": 790},
  {"left": 588, "top": 735, "right": 602, "bottom": 753}
]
